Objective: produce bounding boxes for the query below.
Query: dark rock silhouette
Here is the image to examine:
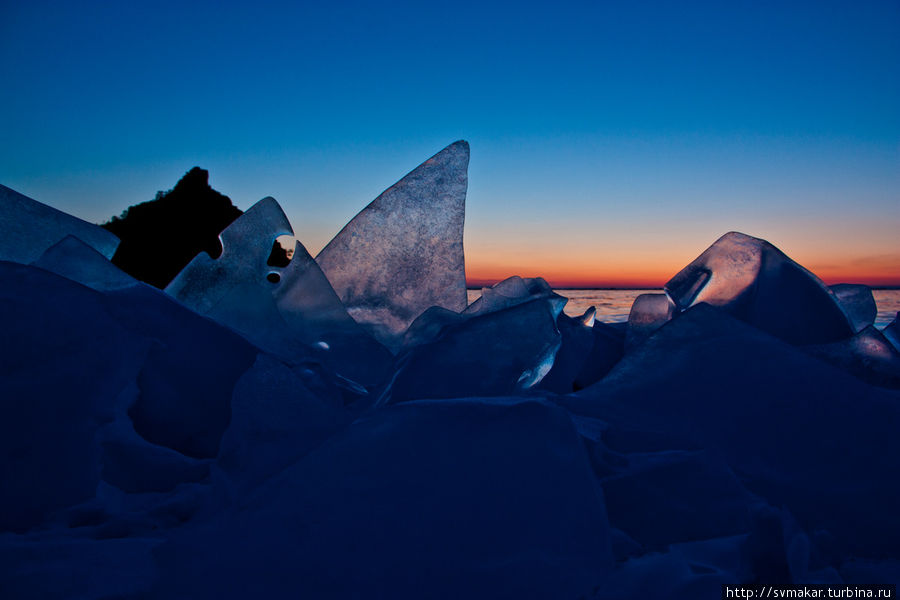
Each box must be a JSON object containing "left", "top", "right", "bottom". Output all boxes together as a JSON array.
[{"left": 102, "top": 168, "right": 243, "bottom": 288}]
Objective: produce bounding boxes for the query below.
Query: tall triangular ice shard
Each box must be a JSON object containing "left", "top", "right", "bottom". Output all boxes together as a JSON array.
[
  {"left": 316, "top": 141, "right": 469, "bottom": 350},
  {"left": 0, "top": 183, "right": 120, "bottom": 263}
]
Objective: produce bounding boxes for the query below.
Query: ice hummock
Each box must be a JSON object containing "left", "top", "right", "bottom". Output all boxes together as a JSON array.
[{"left": 665, "top": 232, "right": 854, "bottom": 345}]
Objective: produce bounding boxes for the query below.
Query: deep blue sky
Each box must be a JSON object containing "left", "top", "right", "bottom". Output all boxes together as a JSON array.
[{"left": 2, "top": 0, "right": 898, "bottom": 285}]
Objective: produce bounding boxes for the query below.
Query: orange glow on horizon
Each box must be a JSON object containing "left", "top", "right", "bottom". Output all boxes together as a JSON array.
[
  {"left": 465, "top": 260, "right": 900, "bottom": 290},
  {"left": 462, "top": 230, "right": 900, "bottom": 290}
]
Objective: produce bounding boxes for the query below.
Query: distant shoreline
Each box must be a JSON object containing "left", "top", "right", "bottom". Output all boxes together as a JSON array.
[{"left": 468, "top": 286, "right": 900, "bottom": 291}]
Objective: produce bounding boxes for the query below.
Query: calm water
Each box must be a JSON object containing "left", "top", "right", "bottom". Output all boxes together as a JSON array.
[{"left": 467, "top": 288, "right": 900, "bottom": 328}]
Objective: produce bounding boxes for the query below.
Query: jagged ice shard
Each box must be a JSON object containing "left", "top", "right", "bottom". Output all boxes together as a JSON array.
[
  {"left": 0, "top": 183, "right": 120, "bottom": 263},
  {"left": 164, "top": 196, "right": 391, "bottom": 384},
  {"left": 166, "top": 196, "right": 293, "bottom": 316},
  {"left": 164, "top": 197, "right": 309, "bottom": 360},
  {"left": 665, "top": 231, "right": 854, "bottom": 345},
  {"left": 316, "top": 141, "right": 469, "bottom": 351}
]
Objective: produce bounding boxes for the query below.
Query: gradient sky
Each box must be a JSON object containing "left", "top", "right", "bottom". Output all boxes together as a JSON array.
[{"left": 2, "top": 0, "right": 898, "bottom": 287}]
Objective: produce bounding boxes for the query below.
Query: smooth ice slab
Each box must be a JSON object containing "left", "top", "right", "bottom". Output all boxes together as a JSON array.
[
  {"left": 382, "top": 297, "right": 563, "bottom": 404},
  {"left": 316, "top": 141, "right": 469, "bottom": 350},
  {"left": 0, "top": 183, "right": 119, "bottom": 263},
  {"left": 32, "top": 235, "right": 138, "bottom": 291},
  {"left": 830, "top": 284, "right": 877, "bottom": 333},
  {"left": 274, "top": 242, "right": 362, "bottom": 339},
  {"left": 665, "top": 232, "right": 854, "bottom": 345},
  {"left": 275, "top": 240, "right": 393, "bottom": 386}
]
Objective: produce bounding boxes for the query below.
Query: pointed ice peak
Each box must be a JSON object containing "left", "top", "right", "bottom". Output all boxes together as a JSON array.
[
  {"left": 579, "top": 306, "right": 597, "bottom": 328},
  {"left": 219, "top": 196, "right": 293, "bottom": 263},
  {"left": 316, "top": 141, "right": 469, "bottom": 351}
]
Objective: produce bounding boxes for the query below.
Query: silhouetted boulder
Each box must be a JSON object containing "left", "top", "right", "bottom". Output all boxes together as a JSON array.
[{"left": 102, "top": 167, "right": 242, "bottom": 288}]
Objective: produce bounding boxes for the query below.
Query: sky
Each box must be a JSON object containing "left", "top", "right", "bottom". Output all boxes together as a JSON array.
[{"left": 1, "top": 0, "right": 898, "bottom": 287}]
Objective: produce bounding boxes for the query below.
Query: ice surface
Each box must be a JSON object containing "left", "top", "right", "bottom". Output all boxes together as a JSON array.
[
  {"left": 115, "top": 283, "right": 259, "bottom": 458},
  {"left": 274, "top": 241, "right": 393, "bottom": 386},
  {"left": 0, "top": 258, "right": 261, "bottom": 537},
  {"left": 538, "top": 311, "right": 596, "bottom": 393},
  {"left": 0, "top": 183, "right": 120, "bottom": 263},
  {"left": 31, "top": 235, "right": 138, "bottom": 291},
  {"left": 599, "top": 450, "right": 761, "bottom": 549},
  {"left": 573, "top": 321, "right": 626, "bottom": 389},
  {"left": 152, "top": 398, "right": 613, "bottom": 599},
  {"left": 216, "top": 354, "right": 351, "bottom": 494},
  {"left": 382, "top": 297, "right": 563, "bottom": 404},
  {"left": 665, "top": 232, "right": 854, "bottom": 345},
  {"left": 564, "top": 303, "right": 900, "bottom": 558},
  {"left": 883, "top": 312, "right": 900, "bottom": 353},
  {"left": 316, "top": 141, "right": 469, "bottom": 351},
  {"left": 0, "top": 262, "right": 148, "bottom": 532},
  {"left": 802, "top": 326, "right": 900, "bottom": 388},
  {"left": 399, "top": 305, "right": 467, "bottom": 350},
  {"left": 100, "top": 410, "right": 211, "bottom": 493},
  {"left": 273, "top": 241, "right": 358, "bottom": 338},
  {"left": 625, "top": 293, "right": 675, "bottom": 350},
  {"left": 0, "top": 537, "right": 160, "bottom": 600},
  {"left": 830, "top": 283, "right": 877, "bottom": 333}
]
